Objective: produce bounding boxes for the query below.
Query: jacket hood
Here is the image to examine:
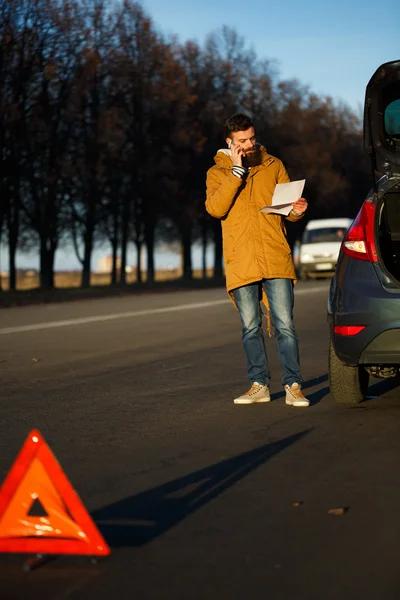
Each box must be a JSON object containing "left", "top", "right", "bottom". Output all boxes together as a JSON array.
[{"left": 213, "top": 144, "right": 272, "bottom": 168}]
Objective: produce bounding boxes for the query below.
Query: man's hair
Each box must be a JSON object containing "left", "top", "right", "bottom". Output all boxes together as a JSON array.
[{"left": 224, "top": 113, "right": 254, "bottom": 138}]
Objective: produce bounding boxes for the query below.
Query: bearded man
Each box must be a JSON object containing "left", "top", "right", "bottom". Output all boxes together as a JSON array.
[{"left": 206, "top": 113, "right": 310, "bottom": 407}]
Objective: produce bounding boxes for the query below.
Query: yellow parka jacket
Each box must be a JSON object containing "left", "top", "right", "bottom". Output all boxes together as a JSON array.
[{"left": 206, "top": 145, "right": 304, "bottom": 295}]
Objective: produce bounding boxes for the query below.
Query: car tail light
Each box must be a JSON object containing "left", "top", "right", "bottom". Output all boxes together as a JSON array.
[
  {"left": 334, "top": 325, "right": 366, "bottom": 336},
  {"left": 342, "top": 202, "right": 378, "bottom": 262}
]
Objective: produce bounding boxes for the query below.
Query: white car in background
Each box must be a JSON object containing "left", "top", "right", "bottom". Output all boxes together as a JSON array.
[{"left": 296, "top": 218, "right": 353, "bottom": 280}]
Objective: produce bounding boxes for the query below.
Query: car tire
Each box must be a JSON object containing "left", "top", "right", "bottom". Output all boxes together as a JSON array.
[{"left": 328, "top": 339, "right": 369, "bottom": 404}]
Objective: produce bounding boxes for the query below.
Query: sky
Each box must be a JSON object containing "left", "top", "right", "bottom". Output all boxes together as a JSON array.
[
  {"left": 139, "top": 0, "right": 399, "bottom": 115},
  {"left": 1, "top": 0, "right": 399, "bottom": 273}
]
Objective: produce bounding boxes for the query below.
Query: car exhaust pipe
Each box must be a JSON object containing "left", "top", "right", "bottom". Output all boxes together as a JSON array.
[{"left": 365, "top": 366, "right": 398, "bottom": 379}]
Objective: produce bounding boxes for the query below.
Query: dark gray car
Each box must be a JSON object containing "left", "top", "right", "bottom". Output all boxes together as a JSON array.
[{"left": 328, "top": 59, "right": 400, "bottom": 404}]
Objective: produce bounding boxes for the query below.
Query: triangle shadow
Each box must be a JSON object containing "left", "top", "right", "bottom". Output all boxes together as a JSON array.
[{"left": 93, "top": 429, "right": 311, "bottom": 548}]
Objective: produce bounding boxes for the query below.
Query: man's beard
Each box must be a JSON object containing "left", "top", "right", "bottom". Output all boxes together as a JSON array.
[{"left": 242, "top": 147, "right": 262, "bottom": 167}]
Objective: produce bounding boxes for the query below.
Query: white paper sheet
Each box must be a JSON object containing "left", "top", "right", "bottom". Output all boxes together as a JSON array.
[{"left": 259, "top": 179, "right": 306, "bottom": 216}]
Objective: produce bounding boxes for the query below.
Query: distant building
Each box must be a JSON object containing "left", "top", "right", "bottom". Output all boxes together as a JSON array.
[
  {"left": 96, "top": 255, "right": 120, "bottom": 273},
  {"left": 96, "top": 255, "right": 135, "bottom": 274}
]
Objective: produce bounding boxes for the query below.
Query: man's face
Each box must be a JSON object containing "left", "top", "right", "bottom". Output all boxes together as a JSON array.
[
  {"left": 226, "top": 127, "right": 256, "bottom": 155},
  {"left": 226, "top": 126, "right": 261, "bottom": 166}
]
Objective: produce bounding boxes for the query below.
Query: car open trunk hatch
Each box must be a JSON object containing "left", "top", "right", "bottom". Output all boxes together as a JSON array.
[
  {"left": 377, "top": 181, "right": 400, "bottom": 283},
  {"left": 364, "top": 60, "right": 400, "bottom": 180}
]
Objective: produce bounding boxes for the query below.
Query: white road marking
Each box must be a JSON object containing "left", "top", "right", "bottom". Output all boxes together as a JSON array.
[
  {"left": 0, "top": 300, "right": 229, "bottom": 335},
  {"left": 294, "top": 285, "right": 329, "bottom": 295},
  {"left": 0, "top": 284, "right": 329, "bottom": 335},
  {"left": 163, "top": 364, "right": 192, "bottom": 373}
]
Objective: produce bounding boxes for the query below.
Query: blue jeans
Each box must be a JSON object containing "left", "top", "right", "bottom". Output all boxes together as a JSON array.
[{"left": 232, "top": 279, "right": 302, "bottom": 387}]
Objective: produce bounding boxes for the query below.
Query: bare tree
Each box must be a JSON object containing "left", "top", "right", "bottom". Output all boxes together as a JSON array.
[{"left": 0, "top": 3, "right": 370, "bottom": 293}]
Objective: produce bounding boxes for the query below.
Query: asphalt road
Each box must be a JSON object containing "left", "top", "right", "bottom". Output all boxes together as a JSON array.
[{"left": 0, "top": 281, "right": 400, "bottom": 600}]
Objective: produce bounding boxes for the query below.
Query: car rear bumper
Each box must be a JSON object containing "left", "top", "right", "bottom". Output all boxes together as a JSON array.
[
  {"left": 359, "top": 329, "right": 400, "bottom": 364},
  {"left": 331, "top": 325, "right": 400, "bottom": 366}
]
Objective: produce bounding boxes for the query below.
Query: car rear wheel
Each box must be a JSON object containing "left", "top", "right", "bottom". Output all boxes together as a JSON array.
[{"left": 328, "top": 339, "right": 369, "bottom": 404}]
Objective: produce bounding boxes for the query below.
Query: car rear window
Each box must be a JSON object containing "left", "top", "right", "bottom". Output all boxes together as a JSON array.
[{"left": 385, "top": 98, "right": 400, "bottom": 138}]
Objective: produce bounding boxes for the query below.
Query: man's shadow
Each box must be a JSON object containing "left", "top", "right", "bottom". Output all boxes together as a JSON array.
[
  {"left": 296, "top": 372, "right": 400, "bottom": 406},
  {"left": 93, "top": 430, "right": 311, "bottom": 548},
  {"left": 297, "top": 373, "right": 400, "bottom": 405},
  {"left": 365, "top": 373, "right": 400, "bottom": 401}
]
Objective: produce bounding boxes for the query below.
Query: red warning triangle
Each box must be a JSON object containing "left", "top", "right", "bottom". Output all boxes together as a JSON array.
[{"left": 0, "top": 430, "right": 110, "bottom": 556}]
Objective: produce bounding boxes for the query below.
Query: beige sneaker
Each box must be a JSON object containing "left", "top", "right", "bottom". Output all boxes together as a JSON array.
[
  {"left": 234, "top": 382, "right": 271, "bottom": 404},
  {"left": 285, "top": 383, "right": 310, "bottom": 407}
]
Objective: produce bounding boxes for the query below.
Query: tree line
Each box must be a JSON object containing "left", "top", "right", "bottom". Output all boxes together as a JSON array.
[{"left": 0, "top": 0, "right": 371, "bottom": 291}]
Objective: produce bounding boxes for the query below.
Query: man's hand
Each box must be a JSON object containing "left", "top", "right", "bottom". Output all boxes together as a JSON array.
[
  {"left": 292, "top": 197, "right": 308, "bottom": 216},
  {"left": 229, "top": 141, "right": 243, "bottom": 167}
]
